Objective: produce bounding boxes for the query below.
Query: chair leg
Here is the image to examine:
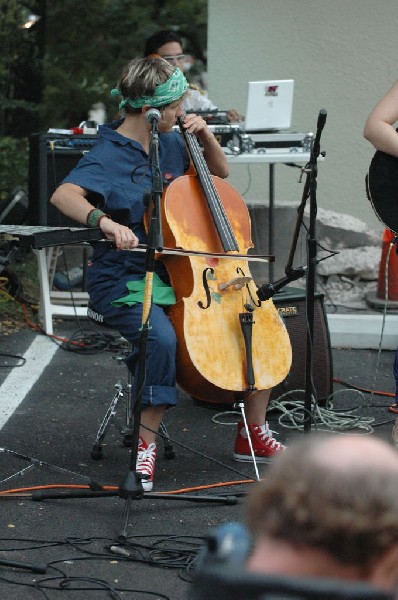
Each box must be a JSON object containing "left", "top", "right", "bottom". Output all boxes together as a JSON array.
[
  {"left": 91, "top": 367, "right": 176, "bottom": 460},
  {"left": 121, "top": 370, "right": 134, "bottom": 447},
  {"left": 91, "top": 383, "right": 125, "bottom": 460}
]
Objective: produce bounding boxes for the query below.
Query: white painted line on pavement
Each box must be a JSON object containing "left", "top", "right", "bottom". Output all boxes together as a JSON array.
[{"left": 0, "top": 335, "right": 58, "bottom": 430}]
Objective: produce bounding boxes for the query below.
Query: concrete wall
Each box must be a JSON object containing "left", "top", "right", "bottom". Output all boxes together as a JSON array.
[{"left": 207, "top": 0, "right": 397, "bottom": 235}]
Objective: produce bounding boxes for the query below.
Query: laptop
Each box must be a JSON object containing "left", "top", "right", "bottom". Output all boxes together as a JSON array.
[{"left": 243, "top": 79, "right": 294, "bottom": 132}]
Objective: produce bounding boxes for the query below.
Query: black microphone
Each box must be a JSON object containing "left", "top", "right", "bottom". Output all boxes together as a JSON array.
[
  {"left": 312, "top": 109, "right": 327, "bottom": 157},
  {"left": 316, "top": 108, "right": 327, "bottom": 132},
  {"left": 256, "top": 266, "right": 307, "bottom": 301},
  {"left": 146, "top": 108, "right": 161, "bottom": 125}
]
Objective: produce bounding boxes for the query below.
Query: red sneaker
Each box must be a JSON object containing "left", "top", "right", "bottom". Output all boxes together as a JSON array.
[
  {"left": 233, "top": 421, "right": 285, "bottom": 462},
  {"left": 136, "top": 437, "right": 157, "bottom": 491}
]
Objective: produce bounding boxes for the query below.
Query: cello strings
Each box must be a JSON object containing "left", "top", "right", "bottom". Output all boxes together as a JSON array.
[
  {"left": 190, "top": 137, "right": 236, "bottom": 247},
  {"left": 185, "top": 129, "right": 239, "bottom": 251}
]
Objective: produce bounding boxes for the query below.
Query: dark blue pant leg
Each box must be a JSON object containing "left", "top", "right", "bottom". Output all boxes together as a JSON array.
[{"left": 91, "top": 299, "right": 178, "bottom": 409}]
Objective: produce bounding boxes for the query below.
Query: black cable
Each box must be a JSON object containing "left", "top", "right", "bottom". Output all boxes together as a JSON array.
[
  {"left": 240, "top": 163, "right": 253, "bottom": 197},
  {"left": 372, "top": 418, "right": 396, "bottom": 427},
  {"left": 59, "top": 328, "right": 125, "bottom": 354},
  {"left": 0, "top": 351, "right": 26, "bottom": 367},
  {"left": 37, "top": 575, "right": 124, "bottom": 599},
  {"left": 0, "top": 534, "right": 204, "bottom": 598}
]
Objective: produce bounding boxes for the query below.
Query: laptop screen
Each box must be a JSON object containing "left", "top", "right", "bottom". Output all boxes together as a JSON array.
[{"left": 243, "top": 79, "right": 294, "bottom": 132}]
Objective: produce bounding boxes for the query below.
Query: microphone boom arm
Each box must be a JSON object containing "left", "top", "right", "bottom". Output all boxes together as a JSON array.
[{"left": 256, "top": 266, "right": 306, "bottom": 301}]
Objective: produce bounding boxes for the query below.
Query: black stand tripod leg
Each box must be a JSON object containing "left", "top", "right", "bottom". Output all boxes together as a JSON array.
[
  {"left": 118, "top": 322, "right": 150, "bottom": 538},
  {"left": 303, "top": 195, "right": 318, "bottom": 431}
]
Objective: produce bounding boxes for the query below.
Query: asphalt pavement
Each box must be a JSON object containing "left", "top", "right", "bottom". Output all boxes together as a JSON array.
[{"left": 0, "top": 317, "right": 397, "bottom": 599}]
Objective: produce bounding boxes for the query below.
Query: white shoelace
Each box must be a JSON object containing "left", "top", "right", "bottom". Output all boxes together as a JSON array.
[
  {"left": 257, "top": 423, "right": 284, "bottom": 450},
  {"left": 136, "top": 442, "right": 157, "bottom": 477}
]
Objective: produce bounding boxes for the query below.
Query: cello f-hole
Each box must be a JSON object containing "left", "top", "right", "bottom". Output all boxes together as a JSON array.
[
  {"left": 236, "top": 266, "right": 261, "bottom": 307},
  {"left": 198, "top": 267, "right": 215, "bottom": 309}
]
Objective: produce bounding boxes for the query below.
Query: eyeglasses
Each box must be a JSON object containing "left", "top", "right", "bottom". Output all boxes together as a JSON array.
[{"left": 160, "top": 54, "right": 186, "bottom": 65}]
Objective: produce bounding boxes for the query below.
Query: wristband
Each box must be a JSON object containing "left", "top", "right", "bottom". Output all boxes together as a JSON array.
[{"left": 86, "top": 208, "right": 111, "bottom": 228}]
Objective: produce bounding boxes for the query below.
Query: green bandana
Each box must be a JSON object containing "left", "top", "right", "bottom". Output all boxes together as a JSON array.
[{"left": 111, "top": 67, "right": 188, "bottom": 110}]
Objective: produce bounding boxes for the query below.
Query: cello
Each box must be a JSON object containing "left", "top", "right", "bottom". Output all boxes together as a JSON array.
[{"left": 158, "top": 117, "right": 292, "bottom": 404}]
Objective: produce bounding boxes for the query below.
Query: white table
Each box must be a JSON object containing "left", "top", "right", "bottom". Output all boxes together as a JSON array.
[{"left": 36, "top": 246, "right": 89, "bottom": 335}]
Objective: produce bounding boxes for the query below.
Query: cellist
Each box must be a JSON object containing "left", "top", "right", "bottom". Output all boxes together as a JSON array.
[{"left": 50, "top": 56, "right": 285, "bottom": 492}]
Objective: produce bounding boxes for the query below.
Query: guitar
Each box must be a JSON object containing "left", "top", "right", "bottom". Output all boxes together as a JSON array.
[{"left": 365, "top": 150, "right": 398, "bottom": 234}]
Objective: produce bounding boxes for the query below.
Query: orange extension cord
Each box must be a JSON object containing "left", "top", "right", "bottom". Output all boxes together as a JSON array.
[
  {"left": 0, "top": 480, "right": 256, "bottom": 498},
  {"left": 333, "top": 377, "right": 398, "bottom": 413}
]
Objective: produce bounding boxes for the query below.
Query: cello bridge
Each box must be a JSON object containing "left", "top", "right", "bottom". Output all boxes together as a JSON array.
[{"left": 218, "top": 276, "right": 252, "bottom": 291}]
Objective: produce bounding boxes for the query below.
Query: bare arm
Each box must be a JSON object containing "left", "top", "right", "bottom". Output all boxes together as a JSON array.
[
  {"left": 182, "top": 113, "right": 229, "bottom": 178},
  {"left": 363, "top": 80, "right": 398, "bottom": 156},
  {"left": 50, "top": 183, "right": 138, "bottom": 250}
]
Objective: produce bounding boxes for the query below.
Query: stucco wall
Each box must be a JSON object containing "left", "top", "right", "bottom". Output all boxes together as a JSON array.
[{"left": 207, "top": 0, "right": 397, "bottom": 233}]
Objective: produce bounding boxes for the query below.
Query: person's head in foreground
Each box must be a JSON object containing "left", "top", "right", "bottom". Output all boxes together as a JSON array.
[{"left": 245, "top": 433, "right": 398, "bottom": 596}]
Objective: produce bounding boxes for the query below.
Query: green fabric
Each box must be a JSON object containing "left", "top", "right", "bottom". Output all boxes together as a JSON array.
[
  {"left": 111, "top": 67, "right": 188, "bottom": 110},
  {"left": 111, "top": 273, "right": 176, "bottom": 307}
]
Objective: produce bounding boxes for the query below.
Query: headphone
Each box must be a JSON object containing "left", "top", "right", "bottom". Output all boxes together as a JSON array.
[{"left": 196, "top": 522, "right": 251, "bottom": 570}]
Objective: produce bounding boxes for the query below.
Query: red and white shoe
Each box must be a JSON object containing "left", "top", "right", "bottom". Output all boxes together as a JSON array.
[
  {"left": 136, "top": 437, "right": 157, "bottom": 491},
  {"left": 233, "top": 421, "right": 285, "bottom": 462}
]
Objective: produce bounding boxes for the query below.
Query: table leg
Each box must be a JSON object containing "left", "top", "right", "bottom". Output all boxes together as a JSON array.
[{"left": 268, "top": 163, "right": 275, "bottom": 282}]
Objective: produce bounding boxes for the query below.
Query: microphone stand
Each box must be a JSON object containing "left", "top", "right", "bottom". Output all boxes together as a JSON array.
[
  {"left": 292, "top": 109, "right": 327, "bottom": 431},
  {"left": 257, "top": 110, "right": 327, "bottom": 432},
  {"left": 301, "top": 110, "right": 327, "bottom": 431},
  {"left": 117, "top": 114, "right": 164, "bottom": 537}
]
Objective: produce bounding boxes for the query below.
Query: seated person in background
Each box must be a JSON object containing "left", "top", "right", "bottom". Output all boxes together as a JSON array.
[
  {"left": 144, "top": 29, "right": 242, "bottom": 122},
  {"left": 245, "top": 433, "right": 398, "bottom": 596}
]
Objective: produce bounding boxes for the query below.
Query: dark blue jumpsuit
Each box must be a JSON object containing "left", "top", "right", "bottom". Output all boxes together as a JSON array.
[{"left": 62, "top": 121, "right": 190, "bottom": 409}]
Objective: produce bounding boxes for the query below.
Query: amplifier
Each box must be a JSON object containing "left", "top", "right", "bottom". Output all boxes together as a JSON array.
[
  {"left": 28, "top": 133, "right": 98, "bottom": 226},
  {"left": 207, "top": 124, "right": 241, "bottom": 149},
  {"left": 172, "top": 123, "right": 241, "bottom": 150},
  {"left": 271, "top": 287, "right": 333, "bottom": 404},
  {"left": 248, "top": 131, "right": 313, "bottom": 153}
]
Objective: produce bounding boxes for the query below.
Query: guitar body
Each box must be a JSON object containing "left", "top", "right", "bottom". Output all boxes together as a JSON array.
[{"left": 366, "top": 150, "right": 398, "bottom": 234}]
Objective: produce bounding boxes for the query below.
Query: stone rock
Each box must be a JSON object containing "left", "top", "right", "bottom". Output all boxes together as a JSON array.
[
  {"left": 305, "top": 206, "right": 382, "bottom": 249},
  {"left": 318, "top": 275, "right": 377, "bottom": 306},
  {"left": 317, "top": 246, "right": 382, "bottom": 280}
]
